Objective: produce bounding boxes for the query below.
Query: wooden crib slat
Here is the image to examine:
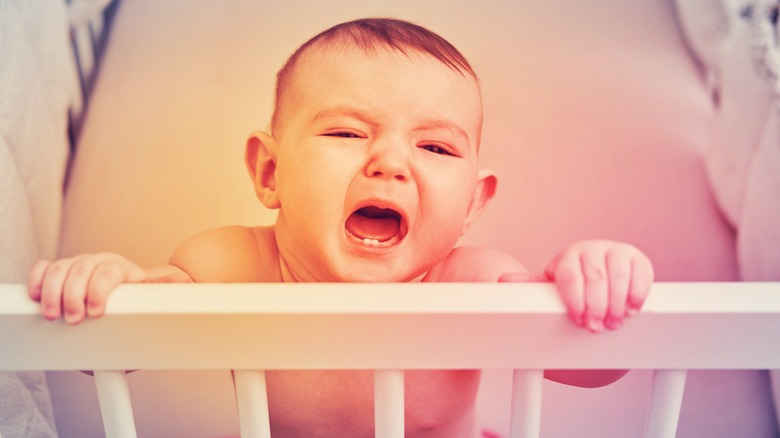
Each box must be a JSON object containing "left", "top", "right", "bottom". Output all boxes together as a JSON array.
[
  {"left": 234, "top": 370, "right": 272, "bottom": 438},
  {"left": 643, "top": 369, "right": 687, "bottom": 438},
  {"left": 374, "top": 370, "right": 405, "bottom": 438},
  {"left": 94, "top": 370, "right": 137, "bottom": 438},
  {"left": 509, "top": 369, "right": 544, "bottom": 438}
]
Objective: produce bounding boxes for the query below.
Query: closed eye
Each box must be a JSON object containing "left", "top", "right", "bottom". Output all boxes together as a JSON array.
[
  {"left": 323, "top": 131, "right": 363, "bottom": 139},
  {"left": 420, "top": 144, "right": 454, "bottom": 156}
]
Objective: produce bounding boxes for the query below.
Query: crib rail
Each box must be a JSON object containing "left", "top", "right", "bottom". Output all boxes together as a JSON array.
[{"left": 1, "top": 282, "right": 779, "bottom": 437}]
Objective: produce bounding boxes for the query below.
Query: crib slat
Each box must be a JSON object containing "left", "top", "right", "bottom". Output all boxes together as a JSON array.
[
  {"left": 94, "top": 370, "right": 137, "bottom": 438},
  {"left": 509, "top": 369, "right": 544, "bottom": 438},
  {"left": 234, "top": 370, "right": 272, "bottom": 438},
  {"left": 374, "top": 370, "right": 405, "bottom": 438},
  {"left": 643, "top": 369, "right": 687, "bottom": 438}
]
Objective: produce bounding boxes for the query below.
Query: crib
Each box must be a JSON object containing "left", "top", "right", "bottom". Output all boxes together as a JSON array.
[
  {"left": 2, "top": 282, "right": 779, "bottom": 438},
  {"left": 4, "top": 0, "right": 780, "bottom": 436}
]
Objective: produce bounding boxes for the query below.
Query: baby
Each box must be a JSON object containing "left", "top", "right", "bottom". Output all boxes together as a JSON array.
[{"left": 29, "top": 18, "right": 653, "bottom": 438}]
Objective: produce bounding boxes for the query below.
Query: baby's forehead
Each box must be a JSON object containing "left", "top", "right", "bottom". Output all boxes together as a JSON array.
[
  {"left": 275, "top": 42, "right": 483, "bottom": 147},
  {"left": 287, "top": 43, "right": 483, "bottom": 111}
]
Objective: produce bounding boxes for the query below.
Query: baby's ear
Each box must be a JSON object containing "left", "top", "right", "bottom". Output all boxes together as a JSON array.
[
  {"left": 245, "top": 131, "right": 280, "bottom": 209},
  {"left": 462, "top": 169, "right": 497, "bottom": 234}
]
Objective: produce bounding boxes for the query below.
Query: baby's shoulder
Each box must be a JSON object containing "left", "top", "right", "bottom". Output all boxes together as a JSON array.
[
  {"left": 169, "top": 225, "right": 280, "bottom": 282},
  {"left": 423, "top": 245, "right": 529, "bottom": 282}
]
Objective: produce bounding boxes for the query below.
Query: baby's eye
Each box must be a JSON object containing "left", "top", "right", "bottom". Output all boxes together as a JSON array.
[
  {"left": 420, "top": 144, "right": 454, "bottom": 156},
  {"left": 323, "top": 131, "right": 362, "bottom": 139}
]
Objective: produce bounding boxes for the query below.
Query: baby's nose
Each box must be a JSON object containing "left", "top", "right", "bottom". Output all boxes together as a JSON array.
[{"left": 365, "top": 141, "right": 411, "bottom": 182}]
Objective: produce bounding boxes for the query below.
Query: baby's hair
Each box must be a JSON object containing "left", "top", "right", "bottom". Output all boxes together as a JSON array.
[{"left": 271, "top": 18, "right": 477, "bottom": 134}]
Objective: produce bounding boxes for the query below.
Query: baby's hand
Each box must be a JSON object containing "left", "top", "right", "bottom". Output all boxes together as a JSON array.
[
  {"left": 500, "top": 240, "right": 653, "bottom": 332},
  {"left": 27, "top": 253, "right": 147, "bottom": 325},
  {"left": 545, "top": 240, "right": 653, "bottom": 332}
]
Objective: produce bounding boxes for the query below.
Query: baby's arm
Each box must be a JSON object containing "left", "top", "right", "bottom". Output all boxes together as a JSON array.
[
  {"left": 28, "top": 226, "right": 275, "bottom": 324},
  {"left": 428, "top": 241, "right": 653, "bottom": 388},
  {"left": 426, "top": 241, "right": 654, "bottom": 330},
  {"left": 28, "top": 255, "right": 191, "bottom": 324},
  {"left": 423, "top": 245, "right": 534, "bottom": 283},
  {"left": 499, "top": 240, "right": 654, "bottom": 332}
]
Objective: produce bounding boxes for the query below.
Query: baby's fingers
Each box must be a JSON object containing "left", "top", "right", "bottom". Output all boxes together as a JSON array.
[
  {"left": 85, "top": 259, "right": 146, "bottom": 318},
  {"left": 38, "top": 257, "right": 83, "bottom": 321},
  {"left": 605, "top": 249, "right": 631, "bottom": 330},
  {"left": 551, "top": 252, "right": 586, "bottom": 327},
  {"left": 28, "top": 260, "right": 51, "bottom": 302},
  {"left": 628, "top": 255, "right": 654, "bottom": 315},
  {"left": 581, "top": 251, "right": 609, "bottom": 333},
  {"left": 61, "top": 256, "right": 107, "bottom": 324}
]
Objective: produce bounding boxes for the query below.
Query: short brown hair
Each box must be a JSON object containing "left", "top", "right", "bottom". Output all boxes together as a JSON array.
[{"left": 271, "top": 18, "right": 477, "bottom": 133}]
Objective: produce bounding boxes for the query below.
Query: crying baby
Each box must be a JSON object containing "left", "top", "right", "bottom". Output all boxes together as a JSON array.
[{"left": 29, "top": 18, "right": 653, "bottom": 438}]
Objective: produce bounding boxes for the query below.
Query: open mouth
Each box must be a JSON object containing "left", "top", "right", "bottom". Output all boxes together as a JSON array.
[{"left": 345, "top": 205, "right": 408, "bottom": 249}]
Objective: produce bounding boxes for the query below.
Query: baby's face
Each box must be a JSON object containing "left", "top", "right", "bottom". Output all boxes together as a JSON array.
[{"left": 271, "top": 46, "right": 486, "bottom": 281}]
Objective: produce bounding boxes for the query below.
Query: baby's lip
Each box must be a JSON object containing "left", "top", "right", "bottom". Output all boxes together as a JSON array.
[{"left": 344, "top": 199, "right": 409, "bottom": 251}]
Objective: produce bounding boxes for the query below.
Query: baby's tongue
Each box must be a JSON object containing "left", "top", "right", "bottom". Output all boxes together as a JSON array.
[{"left": 345, "top": 208, "right": 400, "bottom": 241}]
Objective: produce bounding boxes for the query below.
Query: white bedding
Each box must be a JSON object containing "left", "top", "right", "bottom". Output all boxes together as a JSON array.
[
  {"left": 0, "top": 0, "right": 73, "bottom": 268},
  {"left": 0, "top": 0, "right": 76, "bottom": 436}
]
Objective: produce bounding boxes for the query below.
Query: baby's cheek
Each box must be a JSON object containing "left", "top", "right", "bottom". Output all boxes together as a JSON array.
[{"left": 419, "top": 225, "right": 463, "bottom": 264}]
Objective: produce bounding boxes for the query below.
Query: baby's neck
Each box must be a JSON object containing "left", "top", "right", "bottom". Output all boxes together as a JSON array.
[
  {"left": 270, "top": 224, "right": 432, "bottom": 283},
  {"left": 276, "top": 255, "right": 306, "bottom": 283},
  {"left": 276, "top": 254, "right": 428, "bottom": 283}
]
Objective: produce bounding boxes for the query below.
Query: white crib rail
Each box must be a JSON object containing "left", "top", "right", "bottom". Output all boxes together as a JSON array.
[{"left": 1, "top": 282, "right": 779, "bottom": 437}]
